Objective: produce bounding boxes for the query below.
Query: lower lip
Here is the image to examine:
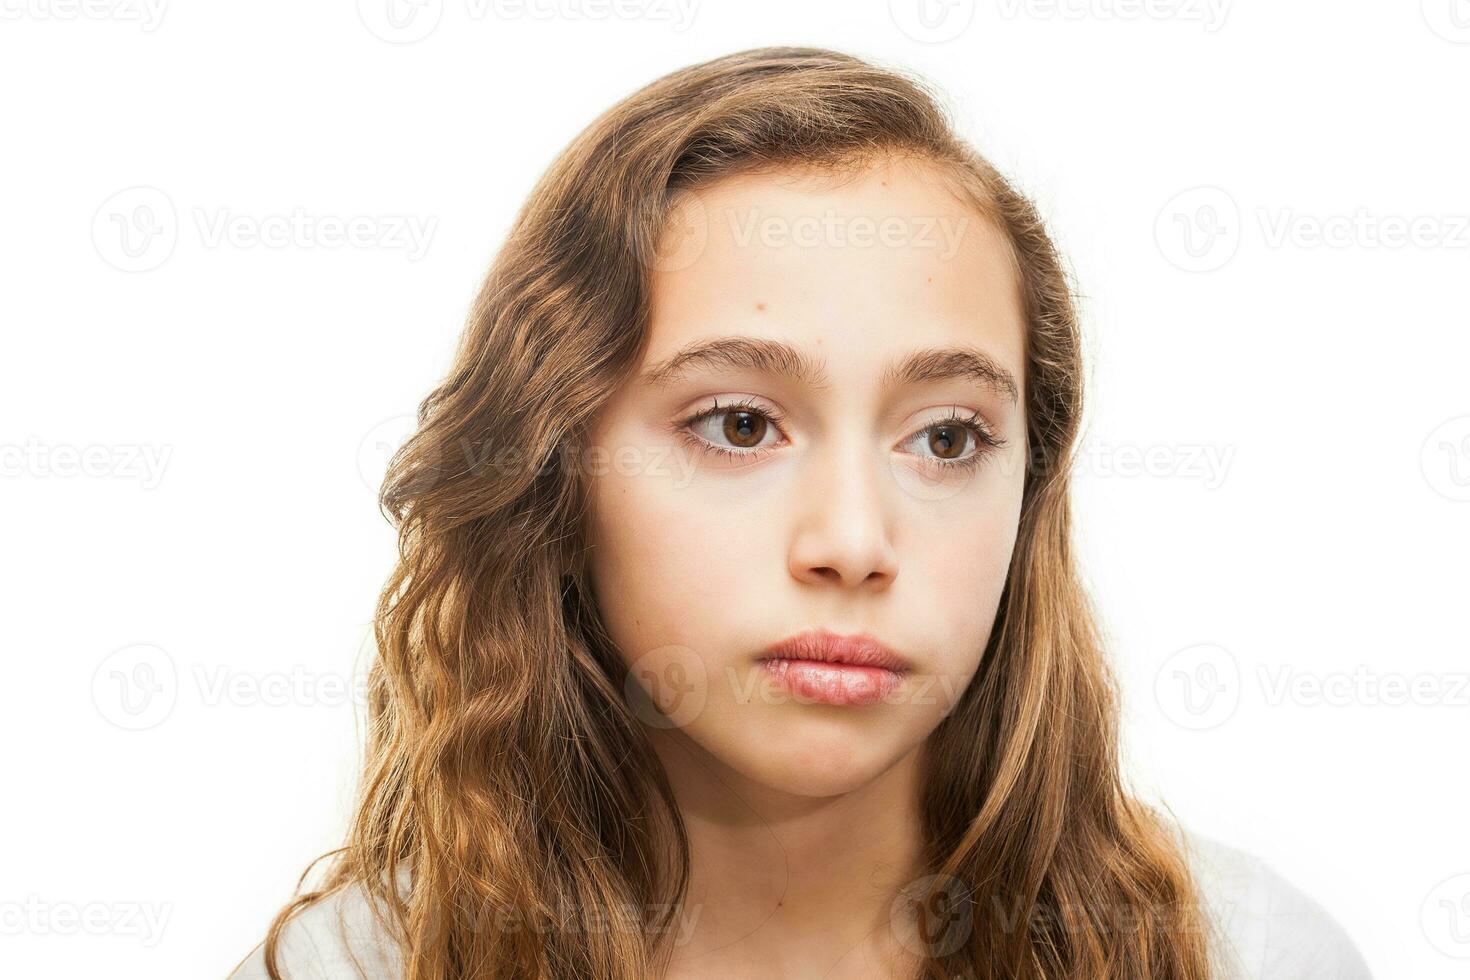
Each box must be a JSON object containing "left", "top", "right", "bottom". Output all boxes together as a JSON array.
[{"left": 759, "top": 658, "right": 905, "bottom": 706}]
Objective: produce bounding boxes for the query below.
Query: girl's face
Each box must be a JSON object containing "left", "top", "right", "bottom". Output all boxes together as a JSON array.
[{"left": 586, "top": 156, "right": 1028, "bottom": 798}]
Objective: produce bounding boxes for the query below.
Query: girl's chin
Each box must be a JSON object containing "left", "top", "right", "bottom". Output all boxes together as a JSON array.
[{"left": 713, "top": 745, "right": 903, "bottom": 800}]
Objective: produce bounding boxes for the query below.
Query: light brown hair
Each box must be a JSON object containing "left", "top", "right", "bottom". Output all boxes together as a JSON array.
[{"left": 246, "top": 46, "right": 1214, "bottom": 979}]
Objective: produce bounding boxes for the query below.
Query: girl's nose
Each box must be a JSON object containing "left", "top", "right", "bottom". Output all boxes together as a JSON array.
[{"left": 786, "top": 440, "right": 899, "bottom": 591}]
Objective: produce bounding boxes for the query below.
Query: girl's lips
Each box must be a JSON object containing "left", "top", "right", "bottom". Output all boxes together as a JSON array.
[
  {"left": 759, "top": 628, "right": 914, "bottom": 673},
  {"left": 759, "top": 657, "right": 905, "bottom": 706}
]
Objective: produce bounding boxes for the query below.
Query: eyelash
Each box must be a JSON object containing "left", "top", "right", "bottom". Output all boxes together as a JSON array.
[{"left": 673, "top": 398, "right": 1008, "bottom": 473}]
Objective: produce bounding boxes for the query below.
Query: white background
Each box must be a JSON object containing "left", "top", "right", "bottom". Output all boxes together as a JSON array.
[{"left": 2, "top": 1, "right": 1467, "bottom": 977}]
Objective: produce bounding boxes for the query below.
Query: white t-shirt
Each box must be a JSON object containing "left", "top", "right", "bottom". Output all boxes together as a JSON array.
[
  {"left": 227, "top": 831, "right": 1371, "bottom": 979},
  {"left": 1181, "top": 831, "right": 1372, "bottom": 979}
]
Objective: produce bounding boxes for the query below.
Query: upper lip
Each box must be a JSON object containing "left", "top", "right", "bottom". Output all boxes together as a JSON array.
[{"left": 760, "top": 629, "right": 912, "bottom": 673}]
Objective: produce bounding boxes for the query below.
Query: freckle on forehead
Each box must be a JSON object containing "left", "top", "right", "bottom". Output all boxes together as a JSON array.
[{"left": 755, "top": 302, "right": 765, "bottom": 312}]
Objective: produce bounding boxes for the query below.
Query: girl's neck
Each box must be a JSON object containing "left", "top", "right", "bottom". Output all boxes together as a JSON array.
[{"left": 648, "top": 730, "right": 928, "bottom": 978}]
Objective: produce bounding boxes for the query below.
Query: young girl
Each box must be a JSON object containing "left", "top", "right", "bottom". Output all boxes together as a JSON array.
[{"left": 229, "top": 47, "right": 1371, "bottom": 979}]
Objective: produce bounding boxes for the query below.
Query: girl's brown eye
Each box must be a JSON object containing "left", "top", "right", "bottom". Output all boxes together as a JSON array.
[
  {"left": 723, "top": 411, "right": 767, "bottom": 448},
  {"left": 927, "top": 425, "right": 969, "bottom": 460}
]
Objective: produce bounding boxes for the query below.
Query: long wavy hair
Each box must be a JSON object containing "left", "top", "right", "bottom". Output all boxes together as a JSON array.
[{"left": 249, "top": 46, "right": 1214, "bottom": 979}]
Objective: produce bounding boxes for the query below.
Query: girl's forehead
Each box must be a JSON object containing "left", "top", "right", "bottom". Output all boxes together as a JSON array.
[
  {"left": 644, "top": 160, "right": 1026, "bottom": 391},
  {"left": 682, "top": 154, "right": 978, "bottom": 231}
]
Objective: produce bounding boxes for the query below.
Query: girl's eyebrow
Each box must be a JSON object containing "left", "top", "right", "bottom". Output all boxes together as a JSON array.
[{"left": 639, "top": 335, "right": 1019, "bottom": 405}]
